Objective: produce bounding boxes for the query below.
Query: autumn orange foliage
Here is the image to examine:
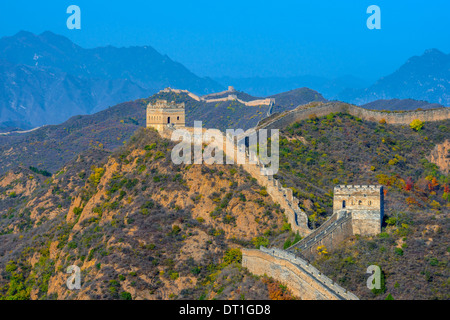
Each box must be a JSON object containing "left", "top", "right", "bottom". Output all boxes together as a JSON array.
[
  {"left": 262, "top": 278, "right": 295, "bottom": 300},
  {"left": 406, "top": 197, "right": 419, "bottom": 205},
  {"left": 404, "top": 177, "right": 414, "bottom": 191},
  {"left": 428, "top": 177, "right": 439, "bottom": 192}
]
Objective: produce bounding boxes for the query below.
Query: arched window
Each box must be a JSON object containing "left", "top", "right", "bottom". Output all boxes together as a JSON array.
[
  {"left": 368, "top": 201, "right": 372, "bottom": 206},
  {"left": 167, "top": 117, "right": 171, "bottom": 124},
  {"left": 342, "top": 200, "right": 346, "bottom": 208},
  {"left": 358, "top": 200, "right": 362, "bottom": 205},
  {"left": 177, "top": 116, "right": 180, "bottom": 121}
]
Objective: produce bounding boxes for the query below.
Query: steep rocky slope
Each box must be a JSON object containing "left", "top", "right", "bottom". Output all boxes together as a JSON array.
[{"left": 0, "top": 128, "right": 292, "bottom": 300}]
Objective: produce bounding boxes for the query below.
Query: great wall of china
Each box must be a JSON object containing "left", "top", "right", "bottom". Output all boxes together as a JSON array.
[
  {"left": 160, "top": 86, "right": 275, "bottom": 107},
  {"left": 155, "top": 88, "right": 450, "bottom": 300},
  {"left": 162, "top": 127, "right": 376, "bottom": 299},
  {"left": 242, "top": 247, "right": 359, "bottom": 300},
  {"left": 258, "top": 101, "right": 450, "bottom": 129}
]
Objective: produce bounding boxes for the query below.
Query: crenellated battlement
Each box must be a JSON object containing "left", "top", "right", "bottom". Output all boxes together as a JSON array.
[
  {"left": 147, "top": 99, "right": 185, "bottom": 110},
  {"left": 159, "top": 87, "right": 275, "bottom": 107},
  {"left": 334, "top": 185, "right": 382, "bottom": 194}
]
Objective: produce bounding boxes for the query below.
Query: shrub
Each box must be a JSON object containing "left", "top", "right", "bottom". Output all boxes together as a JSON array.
[
  {"left": 222, "top": 248, "right": 242, "bottom": 266},
  {"left": 154, "top": 151, "right": 165, "bottom": 160},
  {"left": 283, "top": 239, "right": 292, "bottom": 249},
  {"left": 171, "top": 225, "right": 181, "bottom": 235},
  {"left": 385, "top": 293, "right": 394, "bottom": 300},
  {"left": 120, "top": 291, "right": 132, "bottom": 300},
  {"left": 263, "top": 278, "right": 294, "bottom": 300},
  {"left": 89, "top": 167, "right": 105, "bottom": 187},
  {"left": 317, "top": 245, "right": 328, "bottom": 256},
  {"left": 292, "top": 232, "right": 302, "bottom": 244},
  {"left": 144, "top": 143, "right": 156, "bottom": 151},
  {"left": 29, "top": 166, "right": 52, "bottom": 177},
  {"left": 252, "top": 236, "right": 269, "bottom": 248},
  {"left": 5, "top": 261, "right": 17, "bottom": 273},
  {"left": 191, "top": 266, "right": 201, "bottom": 275},
  {"left": 68, "top": 241, "right": 78, "bottom": 249},
  {"left": 410, "top": 119, "right": 424, "bottom": 131},
  {"left": 428, "top": 257, "right": 439, "bottom": 266}
]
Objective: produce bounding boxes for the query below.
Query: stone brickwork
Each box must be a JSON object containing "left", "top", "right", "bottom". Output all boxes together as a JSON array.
[
  {"left": 242, "top": 247, "right": 359, "bottom": 300},
  {"left": 160, "top": 88, "right": 202, "bottom": 101},
  {"left": 287, "top": 185, "right": 383, "bottom": 260},
  {"left": 287, "top": 210, "right": 353, "bottom": 260},
  {"left": 159, "top": 126, "right": 312, "bottom": 235},
  {"left": 334, "top": 185, "right": 384, "bottom": 236},
  {"left": 241, "top": 161, "right": 311, "bottom": 235},
  {"left": 221, "top": 133, "right": 312, "bottom": 235},
  {"left": 147, "top": 99, "right": 185, "bottom": 132}
]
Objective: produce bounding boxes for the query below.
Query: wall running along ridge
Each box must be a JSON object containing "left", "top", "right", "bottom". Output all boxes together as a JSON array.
[
  {"left": 160, "top": 125, "right": 312, "bottom": 235},
  {"left": 258, "top": 102, "right": 450, "bottom": 130},
  {"left": 159, "top": 87, "right": 275, "bottom": 107},
  {"left": 242, "top": 247, "right": 359, "bottom": 300},
  {"left": 154, "top": 94, "right": 449, "bottom": 299}
]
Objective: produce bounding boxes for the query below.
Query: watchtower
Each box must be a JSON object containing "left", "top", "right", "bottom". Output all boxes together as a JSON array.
[
  {"left": 147, "top": 100, "right": 185, "bottom": 132},
  {"left": 333, "top": 185, "right": 384, "bottom": 236}
]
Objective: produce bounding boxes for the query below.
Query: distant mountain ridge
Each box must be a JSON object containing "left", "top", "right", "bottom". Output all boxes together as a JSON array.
[
  {"left": 338, "top": 49, "right": 450, "bottom": 107},
  {"left": 268, "top": 87, "right": 327, "bottom": 113},
  {"left": 215, "top": 75, "right": 371, "bottom": 99},
  {"left": 360, "top": 99, "right": 445, "bottom": 111},
  {"left": 217, "top": 49, "right": 450, "bottom": 108},
  {"left": 0, "top": 31, "right": 224, "bottom": 129},
  {"left": 0, "top": 85, "right": 327, "bottom": 175}
]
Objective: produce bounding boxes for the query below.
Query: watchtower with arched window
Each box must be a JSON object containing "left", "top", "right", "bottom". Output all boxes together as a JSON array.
[
  {"left": 333, "top": 185, "right": 384, "bottom": 236},
  {"left": 146, "top": 99, "right": 185, "bottom": 132}
]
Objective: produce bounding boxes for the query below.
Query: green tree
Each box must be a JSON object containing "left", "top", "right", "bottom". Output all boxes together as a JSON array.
[
  {"left": 410, "top": 119, "right": 424, "bottom": 132},
  {"left": 222, "top": 248, "right": 242, "bottom": 266},
  {"left": 385, "top": 293, "right": 394, "bottom": 300}
]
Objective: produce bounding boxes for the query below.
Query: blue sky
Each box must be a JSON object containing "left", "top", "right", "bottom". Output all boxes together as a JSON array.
[{"left": 0, "top": 0, "right": 449, "bottom": 81}]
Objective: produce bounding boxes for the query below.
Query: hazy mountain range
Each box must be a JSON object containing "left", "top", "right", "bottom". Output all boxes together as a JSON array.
[
  {"left": 0, "top": 31, "right": 448, "bottom": 131},
  {"left": 214, "top": 75, "right": 371, "bottom": 99},
  {"left": 360, "top": 99, "right": 444, "bottom": 111},
  {"left": 216, "top": 49, "right": 450, "bottom": 109},
  {"left": 337, "top": 49, "right": 450, "bottom": 107},
  {"left": 0, "top": 31, "right": 224, "bottom": 129}
]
